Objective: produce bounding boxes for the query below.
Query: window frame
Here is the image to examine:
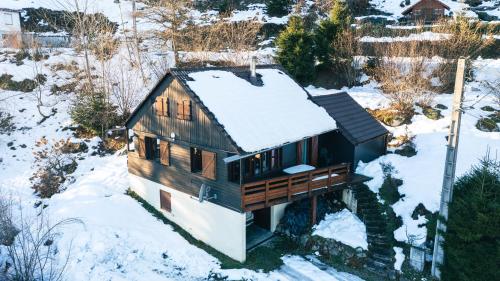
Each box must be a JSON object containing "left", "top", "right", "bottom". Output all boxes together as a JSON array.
[
  {"left": 155, "top": 96, "right": 170, "bottom": 117},
  {"left": 144, "top": 136, "right": 156, "bottom": 160},
  {"left": 159, "top": 190, "right": 171, "bottom": 212},
  {"left": 243, "top": 148, "right": 282, "bottom": 180},
  {"left": 190, "top": 147, "right": 216, "bottom": 180},
  {"left": 4, "top": 13, "right": 13, "bottom": 25},
  {"left": 177, "top": 99, "right": 192, "bottom": 121}
]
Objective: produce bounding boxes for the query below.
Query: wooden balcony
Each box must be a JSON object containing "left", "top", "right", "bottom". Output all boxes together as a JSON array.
[{"left": 241, "top": 163, "right": 351, "bottom": 211}]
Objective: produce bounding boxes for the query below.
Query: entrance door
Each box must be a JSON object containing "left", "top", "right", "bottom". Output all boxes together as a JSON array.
[{"left": 253, "top": 207, "right": 271, "bottom": 230}]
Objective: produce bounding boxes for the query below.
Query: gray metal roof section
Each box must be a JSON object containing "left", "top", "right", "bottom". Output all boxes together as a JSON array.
[{"left": 312, "top": 92, "right": 389, "bottom": 145}]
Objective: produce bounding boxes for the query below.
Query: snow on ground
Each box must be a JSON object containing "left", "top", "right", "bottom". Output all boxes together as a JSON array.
[
  {"left": 393, "top": 247, "right": 405, "bottom": 271},
  {"left": 270, "top": 255, "right": 365, "bottom": 281},
  {"left": 0, "top": 45, "right": 362, "bottom": 280},
  {"left": 312, "top": 209, "right": 368, "bottom": 250},
  {"left": 359, "top": 31, "right": 451, "bottom": 43},
  {"left": 310, "top": 58, "right": 500, "bottom": 245},
  {"left": 228, "top": 3, "right": 289, "bottom": 25},
  {"left": 186, "top": 69, "right": 336, "bottom": 153}
]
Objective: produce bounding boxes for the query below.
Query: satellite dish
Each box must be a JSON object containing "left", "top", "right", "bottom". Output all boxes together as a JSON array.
[{"left": 199, "top": 184, "right": 217, "bottom": 202}]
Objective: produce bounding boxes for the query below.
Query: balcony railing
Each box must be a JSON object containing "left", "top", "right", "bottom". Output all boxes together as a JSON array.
[{"left": 241, "top": 163, "right": 351, "bottom": 211}]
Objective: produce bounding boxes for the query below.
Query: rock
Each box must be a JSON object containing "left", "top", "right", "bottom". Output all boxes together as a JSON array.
[
  {"left": 476, "top": 118, "right": 500, "bottom": 132},
  {"left": 422, "top": 107, "right": 443, "bottom": 120},
  {"left": 435, "top": 104, "right": 448, "bottom": 110},
  {"left": 481, "top": 105, "right": 496, "bottom": 112}
]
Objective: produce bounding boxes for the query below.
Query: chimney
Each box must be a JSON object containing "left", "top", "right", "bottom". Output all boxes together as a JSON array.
[{"left": 250, "top": 56, "right": 257, "bottom": 79}]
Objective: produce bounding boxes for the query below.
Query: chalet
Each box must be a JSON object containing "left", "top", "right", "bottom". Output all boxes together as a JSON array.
[
  {"left": 0, "top": 8, "right": 21, "bottom": 47},
  {"left": 402, "top": 0, "right": 450, "bottom": 23},
  {"left": 125, "top": 61, "right": 389, "bottom": 262}
]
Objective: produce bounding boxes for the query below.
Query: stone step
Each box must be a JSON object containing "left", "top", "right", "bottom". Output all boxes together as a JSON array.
[
  {"left": 367, "top": 236, "right": 390, "bottom": 245},
  {"left": 369, "top": 252, "right": 394, "bottom": 263},
  {"left": 367, "top": 232, "right": 389, "bottom": 240},
  {"left": 368, "top": 246, "right": 394, "bottom": 257}
]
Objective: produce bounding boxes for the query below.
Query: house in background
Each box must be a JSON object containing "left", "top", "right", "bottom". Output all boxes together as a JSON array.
[
  {"left": 0, "top": 8, "right": 21, "bottom": 47},
  {"left": 402, "top": 0, "right": 450, "bottom": 24},
  {"left": 125, "top": 61, "right": 388, "bottom": 262}
]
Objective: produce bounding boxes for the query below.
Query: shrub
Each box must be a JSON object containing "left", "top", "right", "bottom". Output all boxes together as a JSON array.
[
  {"left": 276, "top": 16, "right": 316, "bottom": 84},
  {"left": 70, "top": 90, "right": 121, "bottom": 136},
  {"left": 266, "top": 0, "right": 293, "bottom": 17},
  {"left": 441, "top": 157, "right": 500, "bottom": 281},
  {"left": 421, "top": 106, "right": 443, "bottom": 120},
  {"left": 2, "top": 200, "right": 81, "bottom": 281},
  {"left": 0, "top": 111, "right": 15, "bottom": 134},
  {"left": 31, "top": 138, "right": 78, "bottom": 198},
  {"left": 475, "top": 117, "right": 499, "bottom": 132},
  {"left": 0, "top": 74, "right": 39, "bottom": 92},
  {"left": 379, "top": 162, "right": 403, "bottom": 205},
  {"left": 373, "top": 59, "right": 434, "bottom": 117}
]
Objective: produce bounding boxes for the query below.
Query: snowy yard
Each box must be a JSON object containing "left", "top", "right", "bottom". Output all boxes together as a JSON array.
[{"left": 0, "top": 0, "right": 499, "bottom": 279}]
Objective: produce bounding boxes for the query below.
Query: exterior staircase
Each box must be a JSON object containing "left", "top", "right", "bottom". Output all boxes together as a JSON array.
[{"left": 351, "top": 184, "right": 397, "bottom": 278}]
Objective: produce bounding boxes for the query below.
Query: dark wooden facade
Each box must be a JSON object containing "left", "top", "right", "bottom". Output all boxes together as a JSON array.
[
  {"left": 127, "top": 76, "right": 244, "bottom": 211},
  {"left": 402, "top": 0, "right": 450, "bottom": 23},
  {"left": 126, "top": 70, "right": 386, "bottom": 214}
]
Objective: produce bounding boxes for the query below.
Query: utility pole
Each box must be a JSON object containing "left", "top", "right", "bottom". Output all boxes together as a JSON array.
[{"left": 431, "top": 58, "right": 466, "bottom": 279}]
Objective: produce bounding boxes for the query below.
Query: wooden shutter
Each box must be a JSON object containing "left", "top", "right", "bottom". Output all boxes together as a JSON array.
[
  {"left": 159, "top": 190, "right": 171, "bottom": 212},
  {"left": 138, "top": 136, "right": 145, "bottom": 158},
  {"left": 177, "top": 101, "right": 184, "bottom": 119},
  {"left": 159, "top": 141, "right": 170, "bottom": 166},
  {"left": 183, "top": 100, "right": 191, "bottom": 120},
  {"left": 310, "top": 136, "right": 319, "bottom": 167},
  {"left": 155, "top": 97, "right": 164, "bottom": 116},
  {"left": 201, "top": 150, "right": 216, "bottom": 180}
]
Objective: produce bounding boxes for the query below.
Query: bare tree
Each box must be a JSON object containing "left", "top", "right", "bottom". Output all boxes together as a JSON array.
[
  {"left": 0, "top": 195, "right": 81, "bottom": 281},
  {"left": 144, "top": 0, "right": 193, "bottom": 66},
  {"left": 110, "top": 57, "right": 141, "bottom": 118},
  {"left": 373, "top": 57, "right": 434, "bottom": 116},
  {"left": 330, "top": 27, "right": 361, "bottom": 87}
]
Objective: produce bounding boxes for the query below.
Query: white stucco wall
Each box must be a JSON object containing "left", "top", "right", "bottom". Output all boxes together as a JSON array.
[
  {"left": 129, "top": 174, "right": 247, "bottom": 262},
  {"left": 0, "top": 11, "right": 21, "bottom": 34},
  {"left": 270, "top": 202, "right": 289, "bottom": 232}
]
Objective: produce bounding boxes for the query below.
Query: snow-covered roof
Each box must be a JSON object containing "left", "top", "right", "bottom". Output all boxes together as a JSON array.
[{"left": 180, "top": 67, "right": 337, "bottom": 153}]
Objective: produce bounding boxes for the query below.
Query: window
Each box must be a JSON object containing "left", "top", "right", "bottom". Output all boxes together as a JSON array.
[
  {"left": 228, "top": 160, "right": 240, "bottom": 183},
  {"left": 143, "top": 136, "right": 156, "bottom": 160},
  {"left": 159, "top": 190, "right": 171, "bottom": 212},
  {"left": 4, "top": 13, "right": 13, "bottom": 25},
  {"left": 177, "top": 100, "right": 191, "bottom": 120},
  {"left": 414, "top": 9, "right": 421, "bottom": 16},
  {"left": 155, "top": 96, "right": 169, "bottom": 116},
  {"left": 190, "top": 148, "right": 216, "bottom": 180},
  {"left": 243, "top": 148, "right": 282, "bottom": 180},
  {"left": 433, "top": 8, "right": 443, "bottom": 15}
]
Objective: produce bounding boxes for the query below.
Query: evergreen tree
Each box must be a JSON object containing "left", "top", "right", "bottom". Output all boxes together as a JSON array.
[
  {"left": 71, "top": 91, "right": 120, "bottom": 136},
  {"left": 314, "top": 0, "right": 352, "bottom": 65},
  {"left": 266, "top": 0, "right": 293, "bottom": 17},
  {"left": 440, "top": 158, "right": 500, "bottom": 281},
  {"left": 330, "top": 0, "right": 352, "bottom": 27},
  {"left": 314, "top": 17, "right": 338, "bottom": 65},
  {"left": 276, "top": 16, "right": 315, "bottom": 84}
]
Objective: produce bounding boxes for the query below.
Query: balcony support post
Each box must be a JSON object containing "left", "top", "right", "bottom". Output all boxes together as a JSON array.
[{"left": 310, "top": 195, "right": 317, "bottom": 226}]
